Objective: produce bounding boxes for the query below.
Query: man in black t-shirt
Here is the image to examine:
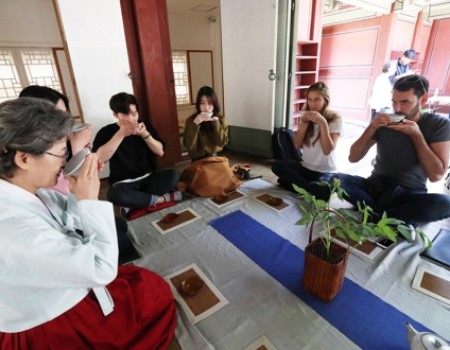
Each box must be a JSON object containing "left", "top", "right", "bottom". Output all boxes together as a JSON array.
[{"left": 93, "top": 92, "right": 181, "bottom": 217}]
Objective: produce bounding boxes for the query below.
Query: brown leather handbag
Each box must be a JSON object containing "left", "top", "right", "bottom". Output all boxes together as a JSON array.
[{"left": 177, "top": 157, "right": 242, "bottom": 197}]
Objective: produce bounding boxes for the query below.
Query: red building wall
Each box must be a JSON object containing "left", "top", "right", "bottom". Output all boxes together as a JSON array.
[
  {"left": 422, "top": 18, "right": 450, "bottom": 95},
  {"left": 320, "top": 15, "right": 396, "bottom": 122},
  {"left": 319, "top": 13, "right": 447, "bottom": 123}
]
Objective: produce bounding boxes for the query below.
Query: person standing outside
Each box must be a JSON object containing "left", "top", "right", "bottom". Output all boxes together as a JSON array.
[
  {"left": 271, "top": 81, "right": 342, "bottom": 199},
  {"left": 337, "top": 75, "right": 450, "bottom": 227},
  {"left": 369, "top": 63, "right": 392, "bottom": 119},
  {"left": 389, "top": 49, "right": 416, "bottom": 85}
]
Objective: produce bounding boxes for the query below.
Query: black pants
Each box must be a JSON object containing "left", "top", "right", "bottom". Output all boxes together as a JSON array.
[{"left": 108, "top": 169, "right": 180, "bottom": 208}]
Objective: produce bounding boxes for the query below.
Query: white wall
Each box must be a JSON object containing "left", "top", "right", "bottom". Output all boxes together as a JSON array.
[
  {"left": 55, "top": 0, "right": 132, "bottom": 177},
  {"left": 0, "top": 0, "right": 131, "bottom": 136},
  {"left": 55, "top": 0, "right": 132, "bottom": 131},
  {"left": 0, "top": 0, "right": 61, "bottom": 47}
]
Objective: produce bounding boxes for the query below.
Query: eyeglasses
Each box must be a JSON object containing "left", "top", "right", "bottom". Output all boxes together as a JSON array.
[{"left": 45, "top": 150, "right": 70, "bottom": 161}]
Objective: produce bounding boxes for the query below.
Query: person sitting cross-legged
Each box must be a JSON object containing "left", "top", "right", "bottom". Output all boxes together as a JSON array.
[
  {"left": 336, "top": 75, "right": 450, "bottom": 227},
  {"left": 93, "top": 92, "right": 182, "bottom": 219},
  {"left": 272, "top": 81, "right": 342, "bottom": 199}
]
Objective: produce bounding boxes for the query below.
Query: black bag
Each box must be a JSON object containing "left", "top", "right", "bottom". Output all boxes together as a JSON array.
[
  {"left": 232, "top": 163, "right": 251, "bottom": 180},
  {"left": 272, "top": 127, "right": 302, "bottom": 161}
]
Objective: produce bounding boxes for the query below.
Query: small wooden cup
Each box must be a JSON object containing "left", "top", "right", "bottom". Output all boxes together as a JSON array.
[
  {"left": 180, "top": 276, "right": 204, "bottom": 295},
  {"left": 267, "top": 196, "right": 282, "bottom": 206},
  {"left": 160, "top": 212, "right": 179, "bottom": 224}
]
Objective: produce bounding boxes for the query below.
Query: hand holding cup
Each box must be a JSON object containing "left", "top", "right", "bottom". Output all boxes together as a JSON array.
[
  {"left": 65, "top": 152, "right": 100, "bottom": 201},
  {"left": 119, "top": 121, "right": 138, "bottom": 136}
]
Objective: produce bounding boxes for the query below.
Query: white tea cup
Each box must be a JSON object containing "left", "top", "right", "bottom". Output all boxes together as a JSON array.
[{"left": 63, "top": 148, "right": 91, "bottom": 176}]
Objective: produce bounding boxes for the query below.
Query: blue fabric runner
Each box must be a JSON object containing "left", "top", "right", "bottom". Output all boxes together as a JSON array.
[{"left": 209, "top": 210, "right": 430, "bottom": 350}]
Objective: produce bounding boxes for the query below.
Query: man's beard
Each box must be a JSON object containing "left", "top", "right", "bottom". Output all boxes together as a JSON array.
[{"left": 404, "top": 101, "right": 421, "bottom": 120}]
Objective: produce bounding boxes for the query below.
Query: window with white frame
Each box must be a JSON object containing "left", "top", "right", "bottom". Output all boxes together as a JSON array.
[
  {"left": 0, "top": 47, "right": 62, "bottom": 104},
  {"left": 172, "top": 50, "right": 190, "bottom": 105}
]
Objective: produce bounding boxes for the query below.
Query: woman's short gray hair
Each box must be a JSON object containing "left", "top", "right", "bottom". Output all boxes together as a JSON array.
[{"left": 0, "top": 97, "right": 74, "bottom": 178}]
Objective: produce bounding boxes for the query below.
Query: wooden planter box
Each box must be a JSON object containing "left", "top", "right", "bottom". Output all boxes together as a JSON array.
[{"left": 302, "top": 238, "right": 349, "bottom": 302}]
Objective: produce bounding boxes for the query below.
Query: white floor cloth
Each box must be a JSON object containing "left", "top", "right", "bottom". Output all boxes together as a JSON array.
[{"left": 127, "top": 179, "right": 450, "bottom": 349}]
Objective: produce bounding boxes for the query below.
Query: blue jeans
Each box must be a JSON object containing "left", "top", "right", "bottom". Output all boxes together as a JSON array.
[
  {"left": 108, "top": 168, "right": 179, "bottom": 208},
  {"left": 335, "top": 173, "right": 450, "bottom": 226},
  {"left": 271, "top": 160, "right": 334, "bottom": 200}
]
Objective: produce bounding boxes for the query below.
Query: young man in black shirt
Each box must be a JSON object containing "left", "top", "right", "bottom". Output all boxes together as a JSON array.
[{"left": 93, "top": 92, "right": 181, "bottom": 218}]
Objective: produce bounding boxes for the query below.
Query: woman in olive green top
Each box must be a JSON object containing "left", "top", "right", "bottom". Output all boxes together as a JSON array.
[{"left": 183, "top": 86, "right": 228, "bottom": 161}]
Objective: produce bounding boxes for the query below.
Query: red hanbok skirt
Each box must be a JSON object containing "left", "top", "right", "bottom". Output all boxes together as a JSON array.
[{"left": 0, "top": 265, "right": 177, "bottom": 350}]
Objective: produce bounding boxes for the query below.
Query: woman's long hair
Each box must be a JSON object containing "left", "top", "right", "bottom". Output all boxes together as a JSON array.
[
  {"left": 302, "top": 81, "right": 338, "bottom": 146},
  {"left": 189, "top": 86, "right": 223, "bottom": 133}
]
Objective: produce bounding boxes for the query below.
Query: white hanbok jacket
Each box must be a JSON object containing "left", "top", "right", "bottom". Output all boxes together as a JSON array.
[{"left": 0, "top": 179, "right": 118, "bottom": 332}]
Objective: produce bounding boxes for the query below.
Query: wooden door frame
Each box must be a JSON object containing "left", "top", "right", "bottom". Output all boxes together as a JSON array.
[
  {"left": 120, "top": 0, "right": 181, "bottom": 167},
  {"left": 119, "top": 0, "right": 148, "bottom": 119}
]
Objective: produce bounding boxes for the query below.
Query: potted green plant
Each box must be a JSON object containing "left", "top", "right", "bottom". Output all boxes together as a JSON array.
[{"left": 293, "top": 178, "right": 427, "bottom": 302}]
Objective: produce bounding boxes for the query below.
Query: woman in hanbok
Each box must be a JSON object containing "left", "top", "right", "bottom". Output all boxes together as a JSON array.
[{"left": 0, "top": 98, "right": 176, "bottom": 349}]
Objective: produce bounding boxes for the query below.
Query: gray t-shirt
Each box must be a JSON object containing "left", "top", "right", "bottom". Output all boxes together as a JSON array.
[{"left": 373, "top": 113, "right": 450, "bottom": 189}]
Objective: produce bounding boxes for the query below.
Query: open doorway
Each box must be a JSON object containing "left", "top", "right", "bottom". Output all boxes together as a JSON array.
[
  {"left": 171, "top": 49, "right": 215, "bottom": 157},
  {"left": 120, "top": 0, "right": 295, "bottom": 159},
  {"left": 166, "top": 0, "right": 221, "bottom": 158}
]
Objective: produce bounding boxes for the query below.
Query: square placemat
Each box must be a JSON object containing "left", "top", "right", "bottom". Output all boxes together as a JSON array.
[
  {"left": 332, "top": 236, "right": 382, "bottom": 260},
  {"left": 254, "top": 193, "right": 289, "bottom": 212},
  {"left": 166, "top": 263, "right": 229, "bottom": 323},
  {"left": 412, "top": 265, "right": 450, "bottom": 305},
  {"left": 207, "top": 190, "right": 247, "bottom": 208},
  {"left": 151, "top": 208, "right": 200, "bottom": 235},
  {"left": 244, "top": 335, "right": 277, "bottom": 350}
]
